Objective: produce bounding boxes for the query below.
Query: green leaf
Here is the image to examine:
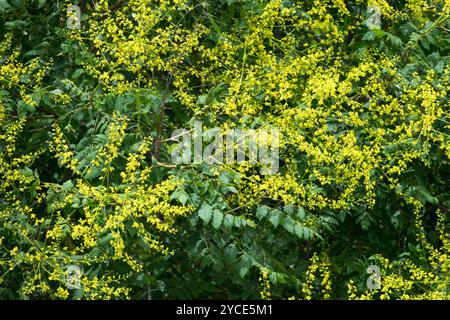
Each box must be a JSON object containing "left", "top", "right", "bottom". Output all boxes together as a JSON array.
[
  {"left": 38, "top": 0, "right": 47, "bottom": 8},
  {"left": 294, "top": 224, "right": 304, "bottom": 238},
  {"left": 198, "top": 203, "right": 213, "bottom": 224},
  {"left": 303, "top": 227, "right": 313, "bottom": 240},
  {"left": 72, "top": 69, "right": 84, "bottom": 79},
  {"left": 269, "top": 209, "right": 281, "bottom": 228},
  {"left": 223, "top": 214, "right": 235, "bottom": 229},
  {"left": 239, "top": 266, "right": 249, "bottom": 278},
  {"left": 372, "top": 28, "right": 387, "bottom": 38},
  {"left": 269, "top": 272, "right": 288, "bottom": 285},
  {"left": 0, "top": 0, "right": 12, "bottom": 12},
  {"left": 62, "top": 180, "right": 74, "bottom": 191},
  {"left": 98, "top": 233, "right": 113, "bottom": 246},
  {"left": 387, "top": 34, "right": 403, "bottom": 48},
  {"left": 283, "top": 204, "right": 294, "bottom": 215},
  {"left": 5, "top": 20, "right": 29, "bottom": 30},
  {"left": 297, "top": 207, "right": 306, "bottom": 220},
  {"left": 435, "top": 61, "right": 444, "bottom": 73},
  {"left": 170, "top": 189, "right": 189, "bottom": 205},
  {"left": 256, "top": 205, "right": 269, "bottom": 220},
  {"left": 282, "top": 216, "right": 295, "bottom": 234},
  {"left": 212, "top": 210, "right": 223, "bottom": 229},
  {"left": 362, "top": 31, "right": 376, "bottom": 41}
]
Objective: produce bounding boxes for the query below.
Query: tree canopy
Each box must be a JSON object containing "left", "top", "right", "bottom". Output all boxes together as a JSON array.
[{"left": 0, "top": 0, "right": 449, "bottom": 299}]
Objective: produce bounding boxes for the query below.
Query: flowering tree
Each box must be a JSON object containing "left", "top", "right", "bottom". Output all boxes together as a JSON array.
[{"left": 0, "top": 0, "right": 449, "bottom": 299}]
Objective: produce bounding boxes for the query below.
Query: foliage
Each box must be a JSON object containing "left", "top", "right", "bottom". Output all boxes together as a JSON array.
[{"left": 0, "top": 0, "right": 449, "bottom": 299}]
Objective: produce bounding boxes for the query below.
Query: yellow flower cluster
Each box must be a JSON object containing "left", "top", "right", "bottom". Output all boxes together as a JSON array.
[
  {"left": 0, "top": 33, "right": 52, "bottom": 108},
  {"left": 50, "top": 124, "right": 80, "bottom": 172},
  {"left": 89, "top": 112, "right": 128, "bottom": 178},
  {"left": 47, "top": 118, "right": 192, "bottom": 267},
  {"left": 2, "top": 110, "right": 191, "bottom": 298},
  {"left": 302, "top": 253, "right": 332, "bottom": 300},
  {"left": 349, "top": 208, "right": 450, "bottom": 300},
  {"left": 71, "top": 0, "right": 208, "bottom": 95},
  {"left": 258, "top": 268, "right": 272, "bottom": 300},
  {"left": 2, "top": 0, "right": 448, "bottom": 300},
  {"left": 73, "top": 2, "right": 450, "bottom": 224}
]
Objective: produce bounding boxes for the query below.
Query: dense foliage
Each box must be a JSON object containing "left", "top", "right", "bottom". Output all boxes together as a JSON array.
[{"left": 0, "top": 0, "right": 449, "bottom": 299}]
